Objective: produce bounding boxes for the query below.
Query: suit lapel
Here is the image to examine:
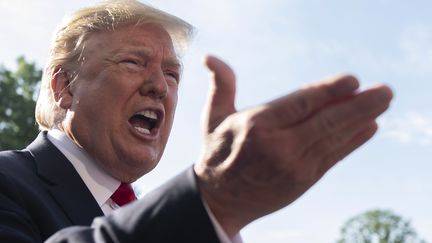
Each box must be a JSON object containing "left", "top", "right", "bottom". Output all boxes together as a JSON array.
[{"left": 27, "top": 132, "right": 104, "bottom": 226}]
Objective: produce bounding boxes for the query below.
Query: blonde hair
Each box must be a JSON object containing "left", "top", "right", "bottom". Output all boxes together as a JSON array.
[{"left": 35, "top": 0, "right": 194, "bottom": 130}]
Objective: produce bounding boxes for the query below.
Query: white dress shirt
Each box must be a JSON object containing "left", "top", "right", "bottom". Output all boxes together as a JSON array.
[
  {"left": 46, "top": 129, "right": 242, "bottom": 243},
  {"left": 47, "top": 129, "right": 120, "bottom": 214}
]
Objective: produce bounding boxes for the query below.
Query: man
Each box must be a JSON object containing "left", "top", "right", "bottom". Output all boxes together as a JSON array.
[{"left": 0, "top": 0, "right": 393, "bottom": 242}]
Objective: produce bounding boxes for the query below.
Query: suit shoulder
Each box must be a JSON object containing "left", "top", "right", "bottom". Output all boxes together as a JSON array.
[{"left": 0, "top": 149, "right": 36, "bottom": 175}]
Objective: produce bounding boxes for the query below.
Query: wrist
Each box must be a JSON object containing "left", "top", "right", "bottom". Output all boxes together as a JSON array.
[{"left": 194, "top": 163, "right": 246, "bottom": 238}]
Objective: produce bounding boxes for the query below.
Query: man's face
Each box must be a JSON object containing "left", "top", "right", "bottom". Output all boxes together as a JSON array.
[{"left": 62, "top": 24, "right": 180, "bottom": 182}]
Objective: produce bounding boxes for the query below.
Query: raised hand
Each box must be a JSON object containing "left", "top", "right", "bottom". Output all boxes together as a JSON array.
[{"left": 194, "top": 56, "right": 393, "bottom": 237}]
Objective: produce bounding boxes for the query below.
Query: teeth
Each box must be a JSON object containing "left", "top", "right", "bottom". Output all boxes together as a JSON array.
[
  {"left": 137, "top": 110, "right": 157, "bottom": 120},
  {"left": 134, "top": 126, "right": 151, "bottom": 135}
]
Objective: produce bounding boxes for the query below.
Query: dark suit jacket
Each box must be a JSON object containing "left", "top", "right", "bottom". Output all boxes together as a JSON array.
[{"left": 0, "top": 132, "right": 220, "bottom": 243}]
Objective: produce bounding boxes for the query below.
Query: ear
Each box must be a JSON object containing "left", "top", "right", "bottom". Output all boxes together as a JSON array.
[{"left": 51, "top": 68, "right": 74, "bottom": 110}]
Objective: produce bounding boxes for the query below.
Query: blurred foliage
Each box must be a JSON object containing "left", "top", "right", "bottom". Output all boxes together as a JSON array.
[
  {"left": 337, "top": 209, "right": 427, "bottom": 243},
  {"left": 0, "top": 57, "right": 41, "bottom": 150}
]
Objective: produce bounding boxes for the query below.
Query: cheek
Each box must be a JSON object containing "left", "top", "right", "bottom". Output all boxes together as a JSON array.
[
  {"left": 161, "top": 91, "right": 177, "bottom": 137},
  {"left": 171, "top": 86, "right": 179, "bottom": 104},
  {"left": 167, "top": 91, "right": 178, "bottom": 119},
  {"left": 172, "top": 93, "right": 178, "bottom": 111}
]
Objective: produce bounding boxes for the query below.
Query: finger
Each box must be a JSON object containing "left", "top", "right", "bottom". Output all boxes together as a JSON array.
[
  {"left": 264, "top": 74, "right": 360, "bottom": 128},
  {"left": 202, "top": 55, "right": 237, "bottom": 133},
  {"left": 293, "top": 84, "right": 392, "bottom": 148},
  {"left": 300, "top": 120, "right": 378, "bottom": 170},
  {"left": 317, "top": 122, "right": 379, "bottom": 175}
]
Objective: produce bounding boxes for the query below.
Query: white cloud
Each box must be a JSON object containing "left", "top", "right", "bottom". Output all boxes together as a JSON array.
[
  {"left": 243, "top": 228, "right": 307, "bottom": 243},
  {"left": 379, "top": 112, "right": 432, "bottom": 145},
  {"left": 266, "top": 229, "right": 304, "bottom": 240}
]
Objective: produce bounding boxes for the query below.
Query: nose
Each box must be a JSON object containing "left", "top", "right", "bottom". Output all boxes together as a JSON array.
[{"left": 139, "top": 67, "right": 168, "bottom": 100}]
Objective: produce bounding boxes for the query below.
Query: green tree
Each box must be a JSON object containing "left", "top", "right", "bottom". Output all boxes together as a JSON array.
[
  {"left": 0, "top": 57, "right": 42, "bottom": 150},
  {"left": 337, "top": 209, "right": 427, "bottom": 243}
]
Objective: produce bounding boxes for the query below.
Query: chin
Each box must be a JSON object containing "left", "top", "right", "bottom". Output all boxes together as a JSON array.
[
  {"left": 125, "top": 157, "right": 159, "bottom": 178},
  {"left": 114, "top": 164, "right": 155, "bottom": 183},
  {"left": 111, "top": 147, "right": 162, "bottom": 180}
]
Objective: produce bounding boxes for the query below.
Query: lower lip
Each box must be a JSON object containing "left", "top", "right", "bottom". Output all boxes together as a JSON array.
[{"left": 128, "top": 122, "right": 160, "bottom": 141}]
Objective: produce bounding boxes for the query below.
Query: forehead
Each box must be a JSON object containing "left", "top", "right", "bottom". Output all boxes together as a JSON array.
[{"left": 84, "top": 23, "right": 178, "bottom": 62}]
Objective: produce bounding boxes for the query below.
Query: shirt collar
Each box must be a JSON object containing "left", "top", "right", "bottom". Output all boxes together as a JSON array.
[{"left": 47, "top": 129, "right": 120, "bottom": 208}]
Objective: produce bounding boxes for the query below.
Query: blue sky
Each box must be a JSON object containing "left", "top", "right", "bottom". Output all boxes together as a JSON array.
[{"left": 1, "top": 1, "right": 431, "bottom": 242}]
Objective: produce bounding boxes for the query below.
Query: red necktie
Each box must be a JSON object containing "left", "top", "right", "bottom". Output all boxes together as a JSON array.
[{"left": 110, "top": 183, "right": 137, "bottom": 207}]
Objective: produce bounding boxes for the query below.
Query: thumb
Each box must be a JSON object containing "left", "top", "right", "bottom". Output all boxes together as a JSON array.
[{"left": 202, "top": 55, "right": 237, "bottom": 133}]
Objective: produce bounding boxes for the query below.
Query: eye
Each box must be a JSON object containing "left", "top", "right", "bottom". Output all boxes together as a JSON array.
[
  {"left": 164, "top": 71, "right": 180, "bottom": 85},
  {"left": 122, "top": 59, "right": 140, "bottom": 65}
]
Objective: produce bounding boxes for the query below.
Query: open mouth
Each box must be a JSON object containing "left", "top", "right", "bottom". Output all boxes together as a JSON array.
[{"left": 128, "top": 109, "right": 161, "bottom": 135}]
